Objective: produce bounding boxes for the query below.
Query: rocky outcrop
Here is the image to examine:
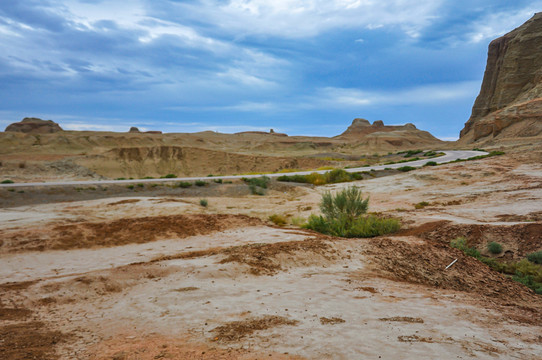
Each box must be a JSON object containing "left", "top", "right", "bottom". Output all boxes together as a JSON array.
[
  {"left": 129, "top": 127, "right": 140, "bottom": 133},
  {"left": 5, "top": 118, "right": 63, "bottom": 133},
  {"left": 337, "top": 118, "right": 442, "bottom": 148},
  {"left": 460, "top": 13, "right": 542, "bottom": 142}
]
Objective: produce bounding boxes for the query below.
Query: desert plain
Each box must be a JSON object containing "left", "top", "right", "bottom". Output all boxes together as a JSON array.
[{"left": 2, "top": 10, "right": 542, "bottom": 360}]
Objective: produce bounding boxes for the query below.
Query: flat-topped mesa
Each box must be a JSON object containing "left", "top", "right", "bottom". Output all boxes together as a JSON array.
[
  {"left": 338, "top": 118, "right": 419, "bottom": 138},
  {"left": 5, "top": 117, "right": 63, "bottom": 133},
  {"left": 336, "top": 118, "right": 441, "bottom": 147},
  {"left": 460, "top": 12, "right": 542, "bottom": 142}
]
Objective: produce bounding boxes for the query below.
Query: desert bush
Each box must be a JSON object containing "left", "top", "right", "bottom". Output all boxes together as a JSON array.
[
  {"left": 199, "top": 199, "right": 208, "bottom": 207},
  {"left": 1, "top": 179, "right": 14, "bottom": 184},
  {"left": 403, "top": 149, "right": 422, "bottom": 158},
  {"left": 424, "top": 161, "right": 437, "bottom": 167},
  {"left": 195, "top": 180, "right": 206, "bottom": 187},
  {"left": 115, "top": 177, "right": 126, "bottom": 180},
  {"left": 244, "top": 176, "right": 270, "bottom": 195},
  {"left": 423, "top": 150, "right": 437, "bottom": 157},
  {"left": 326, "top": 169, "right": 352, "bottom": 183},
  {"left": 18, "top": 162, "right": 26, "bottom": 169},
  {"left": 126, "top": 185, "right": 134, "bottom": 190},
  {"left": 161, "top": 174, "right": 177, "bottom": 178},
  {"left": 450, "top": 238, "right": 542, "bottom": 294},
  {"left": 214, "top": 178, "right": 223, "bottom": 184},
  {"left": 243, "top": 176, "right": 270, "bottom": 189},
  {"left": 397, "top": 166, "right": 416, "bottom": 172},
  {"left": 179, "top": 181, "right": 192, "bottom": 188},
  {"left": 487, "top": 241, "right": 503, "bottom": 254},
  {"left": 527, "top": 251, "right": 542, "bottom": 265},
  {"left": 510, "top": 259, "right": 542, "bottom": 294},
  {"left": 269, "top": 214, "right": 287, "bottom": 226},
  {"left": 450, "top": 237, "right": 481, "bottom": 258},
  {"left": 277, "top": 170, "right": 363, "bottom": 186},
  {"left": 137, "top": 183, "right": 144, "bottom": 188},
  {"left": 415, "top": 201, "right": 429, "bottom": 209},
  {"left": 304, "top": 186, "right": 399, "bottom": 237}
]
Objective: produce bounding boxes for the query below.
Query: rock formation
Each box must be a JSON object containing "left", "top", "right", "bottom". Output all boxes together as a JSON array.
[
  {"left": 336, "top": 118, "right": 442, "bottom": 148},
  {"left": 5, "top": 117, "right": 63, "bottom": 133},
  {"left": 460, "top": 13, "right": 542, "bottom": 142},
  {"left": 129, "top": 127, "right": 140, "bottom": 133}
]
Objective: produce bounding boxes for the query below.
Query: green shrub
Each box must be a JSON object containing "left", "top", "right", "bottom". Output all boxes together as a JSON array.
[
  {"left": 424, "top": 161, "right": 437, "bottom": 167},
  {"left": 161, "top": 174, "right": 177, "bottom": 178},
  {"left": 487, "top": 241, "right": 503, "bottom": 254},
  {"left": 527, "top": 251, "right": 542, "bottom": 265},
  {"left": 277, "top": 174, "right": 309, "bottom": 183},
  {"left": 243, "top": 176, "right": 270, "bottom": 189},
  {"left": 199, "top": 199, "right": 208, "bottom": 207},
  {"left": 326, "top": 169, "right": 351, "bottom": 183},
  {"left": 424, "top": 151, "right": 437, "bottom": 157},
  {"left": 321, "top": 186, "right": 369, "bottom": 225},
  {"left": 126, "top": 185, "right": 134, "bottom": 190},
  {"left": 304, "top": 186, "right": 399, "bottom": 237},
  {"left": 450, "top": 238, "right": 542, "bottom": 295},
  {"left": 1, "top": 179, "right": 14, "bottom": 184},
  {"left": 269, "top": 214, "right": 287, "bottom": 226},
  {"left": 137, "top": 183, "right": 145, "bottom": 188},
  {"left": 450, "top": 237, "right": 481, "bottom": 258},
  {"left": 115, "top": 177, "right": 126, "bottom": 180},
  {"left": 397, "top": 166, "right": 416, "bottom": 172},
  {"left": 195, "top": 180, "right": 206, "bottom": 187},
  {"left": 141, "top": 176, "right": 154, "bottom": 179},
  {"left": 415, "top": 201, "right": 429, "bottom": 209},
  {"left": 244, "top": 176, "right": 270, "bottom": 195},
  {"left": 214, "top": 178, "right": 223, "bottom": 184},
  {"left": 179, "top": 181, "right": 192, "bottom": 188},
  {"left": 403, "top": 149, "right": 422, "bottom": 157},
  {"left": 277, "top": 170, "right": 363, "bottom": 186}
]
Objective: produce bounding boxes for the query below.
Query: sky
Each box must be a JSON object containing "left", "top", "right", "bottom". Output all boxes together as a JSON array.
[{"left": 0, "top": 1, "right": 541, "bottom": 140}]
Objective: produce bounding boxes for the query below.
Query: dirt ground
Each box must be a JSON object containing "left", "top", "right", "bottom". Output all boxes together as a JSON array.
[{"left": 1, "top": 150, "right": 542, "bottom": 359}]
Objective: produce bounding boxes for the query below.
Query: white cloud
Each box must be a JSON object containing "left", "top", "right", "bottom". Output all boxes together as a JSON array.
[
  {"left": 466, "top": 4, "right": 542, "bottom": 43},
  {"left": 174, "top": 0, "right": 443, "bottom": 39},
  {"left": 314, "top": 81, "right": 480, "bottom": 108}
]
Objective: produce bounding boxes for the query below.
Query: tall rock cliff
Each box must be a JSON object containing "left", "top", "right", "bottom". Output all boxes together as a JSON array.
[{"left": 460, "top": 13, "right": 542, "bottom": 143}]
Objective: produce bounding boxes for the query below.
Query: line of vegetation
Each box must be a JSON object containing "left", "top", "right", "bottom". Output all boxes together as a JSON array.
[
  {"left": 397, "top": 166, "right": 416, "bottom": 172},
  {"left": 304, "top": 186, "right": 400, "bottom": 238},
  {"left": 243, "top": 176, "right": 270, "bottom": 195},
  {"left": 449, "top": 151, "right": 505, "bottom": 164},
  {"left": 451, "top": 237, "right": 542, "bottom": 294},
  {"left": 1, "top": 179, "right": 14, "bottom": 184},
  {"left": 277, "top": 169, "right": 363, "bottom": 186}
]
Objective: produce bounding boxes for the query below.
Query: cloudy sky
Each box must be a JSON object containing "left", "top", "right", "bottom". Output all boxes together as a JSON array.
[{"left": 0, "top": 1, "right": 540, "bottom": 139}]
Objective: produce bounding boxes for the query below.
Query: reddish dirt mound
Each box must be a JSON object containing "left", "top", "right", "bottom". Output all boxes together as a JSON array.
[
  {"left": 420, "top": 223, "right": 542, "bottom": 259},
  {"left": 86, "top": 334, "right": 306, "bottom": 360},
  {"left": 211, "top": 316, "right": 299, "bottom": 342},
  {"left": 1, "top": 214, "right": 263, "bottom": 252},
  {"left": 362, "top": 237, "right": 542, "bottom": 324},
  {"left": 219, "top": 238, "right": 335, "bottom": 275},
  {"left": 0, "top": 321, "right": 64, "bottom": 360}
]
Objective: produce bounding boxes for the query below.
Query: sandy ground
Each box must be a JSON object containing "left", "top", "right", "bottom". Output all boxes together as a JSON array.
[{"left": 1, "top": 151, "right": 542, "bottom": 359}]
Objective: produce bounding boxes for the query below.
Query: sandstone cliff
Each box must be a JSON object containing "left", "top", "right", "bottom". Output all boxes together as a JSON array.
[
  {"left": 460, "top": 13, "right": 542, "bottom": 143},
  {"left": 5, "top": 117, "right": 63, "bottom": 134}
]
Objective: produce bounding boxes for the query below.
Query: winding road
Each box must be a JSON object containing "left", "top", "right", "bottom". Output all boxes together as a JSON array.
[{"left": 0, "top": 150, "right": 487, "bottom": 188}]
